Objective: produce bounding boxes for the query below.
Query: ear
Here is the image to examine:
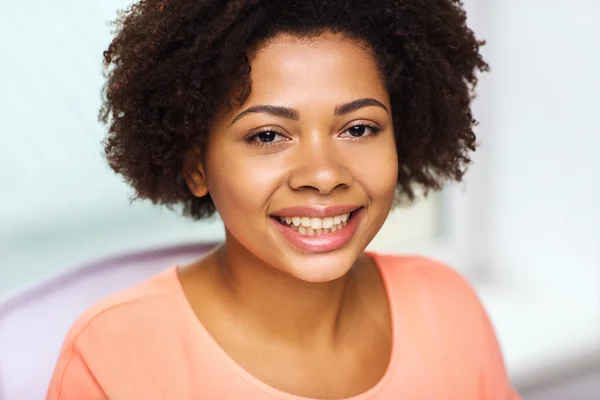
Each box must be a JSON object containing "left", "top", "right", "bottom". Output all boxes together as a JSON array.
[{"left": 183, "top": 144, "right": 208, "bottom": 198}]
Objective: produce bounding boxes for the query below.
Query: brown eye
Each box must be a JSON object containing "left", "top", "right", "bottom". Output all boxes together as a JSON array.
[
  {"left": 340, "top": 123, "right": 381, "bottom": 139},
  {"left": 246, "top": 128, "right": 289, "bottom": 147},
  {"left": 256, "top": 131, "right": 278, "bottom": 143},
  {"left": 348, "top": 125, "right": 369, "bottom": 137}
]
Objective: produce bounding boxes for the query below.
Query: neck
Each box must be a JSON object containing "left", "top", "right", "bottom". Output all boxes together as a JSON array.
[{"left": 213, "top": 239, "right": 361, "bottom": 347}]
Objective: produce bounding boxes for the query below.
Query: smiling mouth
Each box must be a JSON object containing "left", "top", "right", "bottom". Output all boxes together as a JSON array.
[{"left": 272, "top": 209, "right": 360, "bottom": 236}]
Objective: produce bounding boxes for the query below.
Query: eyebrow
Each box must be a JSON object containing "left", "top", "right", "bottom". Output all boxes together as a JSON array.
[{"left": 229, "top": 97, "right": 388, "bottom": 126}]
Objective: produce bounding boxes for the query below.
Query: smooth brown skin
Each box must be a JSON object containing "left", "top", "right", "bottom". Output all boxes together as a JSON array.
[{"left": 180, "top": 32, "right": 398, "bottom": 399}]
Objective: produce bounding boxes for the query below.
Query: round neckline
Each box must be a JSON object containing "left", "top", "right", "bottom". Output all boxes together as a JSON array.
[{"left": 171, "top": 251, "right": 399, "bottom": 400}]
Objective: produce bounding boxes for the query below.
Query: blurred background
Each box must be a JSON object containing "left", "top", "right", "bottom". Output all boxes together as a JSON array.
[{"left": 0, "top": 0, "right": 598, "bottom": 398}]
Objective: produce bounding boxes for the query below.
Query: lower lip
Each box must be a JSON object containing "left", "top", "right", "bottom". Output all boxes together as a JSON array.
[{"left": 271, "top": 208, "right": 364, "bottom": 253}]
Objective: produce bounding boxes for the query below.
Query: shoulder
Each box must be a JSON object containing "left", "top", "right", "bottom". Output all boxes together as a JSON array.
[
  {"left": 48, "top": 266, "right": 195, "bottom": 398},
  {"left": 370, "top": 251, "right": 475, "bottom": 295},
  {"left": 61, "top": 266, "right": 185, "bottom": 349},
  {"left": 370, "top": 252, "right": 517, "bottom": 393},
  {"left": 369, "top": 251, "right": 486, "bottom": 328}
]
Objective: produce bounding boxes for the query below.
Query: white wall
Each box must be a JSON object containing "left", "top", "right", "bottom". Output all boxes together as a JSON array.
[
  {"left": 485, "top": 1, "right": 599, "bottom": 289},
  {"left": 467, "top": 0, "right": 600, "bottom": 387}
]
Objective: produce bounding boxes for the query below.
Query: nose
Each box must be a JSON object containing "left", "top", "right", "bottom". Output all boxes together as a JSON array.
[{"left": 287, "top": 134, "right": 354, "bottom": 195}]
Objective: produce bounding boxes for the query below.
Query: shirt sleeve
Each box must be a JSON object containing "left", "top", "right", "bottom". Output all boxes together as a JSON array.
[
  {"left": 473, "top": 287, "right": 522, "bottom": 400},
  {"left": 419, "top": 257, "right": 522, "bottom": 400},
  {"left": 46, "top": 339, "right": 107, "bottom": 400}
]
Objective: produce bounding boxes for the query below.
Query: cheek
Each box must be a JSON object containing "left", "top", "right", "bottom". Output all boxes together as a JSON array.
[
  {"left": 352, "top": 138, "right": 398, "bottom": 201},
  {"left": 203, "top": 145, "right": 283, "bottom": 217}
]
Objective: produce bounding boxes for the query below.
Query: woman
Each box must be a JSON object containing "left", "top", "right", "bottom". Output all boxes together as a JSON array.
[{"left": 47, "top": 0, "right": 519, "bottom": 398}]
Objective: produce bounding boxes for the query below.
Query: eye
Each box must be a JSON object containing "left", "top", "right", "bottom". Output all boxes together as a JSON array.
[
  {"left": 247, "top": 128, "right": 289, "bottom": 147},
  {"left": 255, "top": 131, "right": 280, "bottom": 143},
  {"left": 339, "top": 123, "right": 381, "bottom": 139}
]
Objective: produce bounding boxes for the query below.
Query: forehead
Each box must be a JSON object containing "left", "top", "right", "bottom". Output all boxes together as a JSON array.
[{"left": 246, "top": 33, "right": 388, "bottom": 107}]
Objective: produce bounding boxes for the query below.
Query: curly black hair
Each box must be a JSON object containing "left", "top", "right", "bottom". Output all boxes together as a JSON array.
[{"left": 100, "top": 0, "right": 488, "bottom": 220}]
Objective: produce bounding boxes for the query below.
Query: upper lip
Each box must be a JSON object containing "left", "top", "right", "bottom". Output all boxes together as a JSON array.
[{"left": 270, "top": 204, "right": 362, "bottom": 218}]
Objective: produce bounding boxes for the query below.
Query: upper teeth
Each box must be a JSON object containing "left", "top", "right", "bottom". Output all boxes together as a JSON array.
[{"left": 281, "top": 213, "right": 349, "bottom": 229}]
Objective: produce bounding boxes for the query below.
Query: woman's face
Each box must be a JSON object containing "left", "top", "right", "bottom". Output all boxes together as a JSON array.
[{"left": 196, "top": 32, "right": 398, "bottom": 282}]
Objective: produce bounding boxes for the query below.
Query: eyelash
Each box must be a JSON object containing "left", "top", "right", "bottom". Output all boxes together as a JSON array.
[{"left": 246, "top": 122, "right": 382, "bottom": 148}]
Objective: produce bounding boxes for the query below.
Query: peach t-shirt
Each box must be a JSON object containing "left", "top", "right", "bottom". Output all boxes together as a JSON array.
[{"left": 47, "top": 253, "right": 520, "bottom": 399}]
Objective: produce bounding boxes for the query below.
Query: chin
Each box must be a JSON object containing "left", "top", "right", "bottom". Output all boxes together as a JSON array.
[{"left": 281, "top": 250, "right": 359, "bottom": 283}]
